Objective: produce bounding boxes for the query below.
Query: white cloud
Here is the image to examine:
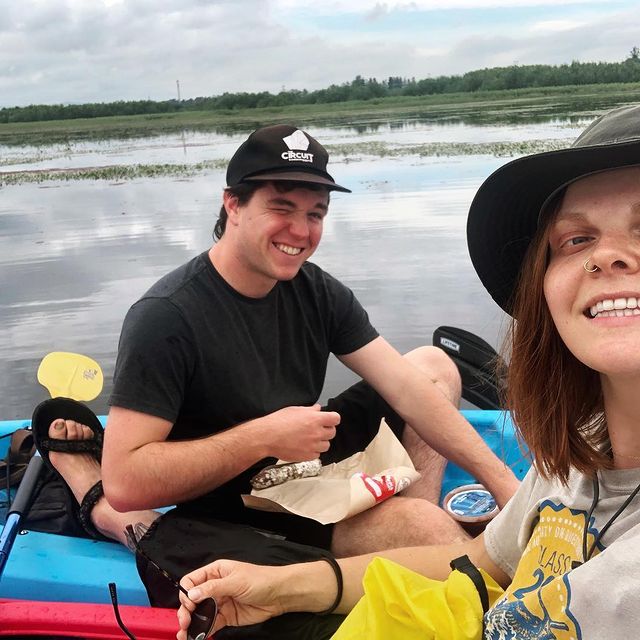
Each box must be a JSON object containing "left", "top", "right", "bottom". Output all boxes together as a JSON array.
[
  {"left": 530, "top": 19, "right": 587, "bottom": 33},
  {"left": 274, "top": 0, "right": 604, "bottom": 11},
  {"left": 0, "top": 0, "right": 636, "bottom": 108}
]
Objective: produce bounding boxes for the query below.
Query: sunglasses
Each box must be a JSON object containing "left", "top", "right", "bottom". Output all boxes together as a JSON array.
[{"left": 121, "top": 524, "right": 218, "bottom": 640}]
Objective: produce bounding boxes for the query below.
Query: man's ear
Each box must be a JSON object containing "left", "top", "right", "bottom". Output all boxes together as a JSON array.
[{"left": 223, "top": 190, "right": 241, "bottom": 226}]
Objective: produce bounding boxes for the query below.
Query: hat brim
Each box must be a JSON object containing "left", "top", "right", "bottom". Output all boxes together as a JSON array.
[
  {"left": 243, "top": 170, "right": 351, "bottom": 193},
  {"left": 467, "top": 139, "right": 640, "bottom": 315}
]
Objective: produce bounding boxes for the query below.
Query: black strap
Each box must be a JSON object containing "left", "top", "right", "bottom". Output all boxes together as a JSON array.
[
  {"left": 450, "top": 554, "right": 490, "bottom": 614},
  {"left": 109, "top": 582, "right": 137, "bottom": 640},
  {"left": 78, "top": 480, "right": 109, "bottom": 540}
]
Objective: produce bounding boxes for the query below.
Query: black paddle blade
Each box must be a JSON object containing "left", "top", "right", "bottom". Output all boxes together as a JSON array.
[{"left": 432, "top": 326, "right": 505, "bottom": 410}]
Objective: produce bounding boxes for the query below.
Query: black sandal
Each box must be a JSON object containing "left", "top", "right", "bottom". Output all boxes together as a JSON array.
[
  {"left": 31, "top": 397, "right": 107, "bottom": 539},
  {"left": 31, "top": 397, "right": 103, "bottom": 472},
  {"left": 78, "top": 480, "right": 106, "bottom": 539}
]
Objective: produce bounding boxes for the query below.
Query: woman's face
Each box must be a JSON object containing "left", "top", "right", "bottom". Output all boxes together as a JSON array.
[{"left": 544, "top": 166, "right": 640, "bottom": 377}]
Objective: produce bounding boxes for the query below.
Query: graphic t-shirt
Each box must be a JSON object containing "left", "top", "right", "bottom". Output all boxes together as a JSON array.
[{"left": 484, "top": 465, "right": 640, "bottom": 639}]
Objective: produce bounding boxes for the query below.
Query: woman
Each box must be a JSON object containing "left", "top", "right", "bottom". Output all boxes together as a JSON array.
[{"left": 177, "top": 103, "right": 640, "bottom": 640}]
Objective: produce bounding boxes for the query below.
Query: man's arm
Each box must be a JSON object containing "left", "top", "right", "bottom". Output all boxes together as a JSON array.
[
  {"left": 102, "top": 404, "right": 340, "bottom": 512},
  {"left": 337, "top": 336, "right": 519, "bottom": 507},
  {"left": 176, "top": 533, "right": 510, "bottom": 638}
]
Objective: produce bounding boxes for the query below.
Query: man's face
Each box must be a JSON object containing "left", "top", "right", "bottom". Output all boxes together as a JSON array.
[{"left": 224, "top": 182, "right": 330, "bottom": 297}]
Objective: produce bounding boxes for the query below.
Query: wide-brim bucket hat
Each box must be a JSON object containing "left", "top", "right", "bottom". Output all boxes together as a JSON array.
[{"left": 467, "top": 103, "right": 640, "bottom": 315}]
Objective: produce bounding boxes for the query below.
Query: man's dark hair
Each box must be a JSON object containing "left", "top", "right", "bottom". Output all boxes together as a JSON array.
[{"left": 213, "top": 180, "right": 330, "bottom": 240}]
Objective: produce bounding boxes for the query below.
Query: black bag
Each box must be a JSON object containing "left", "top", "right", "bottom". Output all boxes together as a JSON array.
[{"left": 21, "top": 463, "right": 88, "bottom": 538}]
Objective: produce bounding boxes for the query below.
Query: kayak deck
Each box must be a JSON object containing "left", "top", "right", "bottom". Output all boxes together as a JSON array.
[{"left": 0, "top": 410, "right": 529, "bottom": 607}]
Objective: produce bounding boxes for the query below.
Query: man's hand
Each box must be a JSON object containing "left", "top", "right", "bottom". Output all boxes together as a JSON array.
[
  {"left": 256, "top": 404, "right": 340, "bottom": 461},
  {"left": 176, "top": 560, "right": 288, "bottom": 638}
]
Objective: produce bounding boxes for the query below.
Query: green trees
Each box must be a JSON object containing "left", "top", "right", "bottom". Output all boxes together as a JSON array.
[{"left": 3, "top": 56, "right": 640, "bottom": 124}]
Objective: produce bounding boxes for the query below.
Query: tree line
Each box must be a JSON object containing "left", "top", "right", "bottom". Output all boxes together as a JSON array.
[{"left": 3, "top": 53, "right": 640, "bottom": 124}]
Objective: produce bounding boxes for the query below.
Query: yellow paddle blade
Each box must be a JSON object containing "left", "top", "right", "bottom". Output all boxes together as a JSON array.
[{"left": 37, "top": 352, "right": 104, "bottom": 401}]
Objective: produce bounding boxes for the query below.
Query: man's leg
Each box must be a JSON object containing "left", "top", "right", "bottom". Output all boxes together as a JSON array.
[
  {"left": 399, "top": 346, "right": 461, "bottom": 504},
  {"left": 331, "top": 495, "right": 468, "bottom": 557},
  {"left": 328, "top": 345, "right": 469, "bottom": 557},
  {"left": 47, "top": 418, "right": 161, "bottom": 546}
]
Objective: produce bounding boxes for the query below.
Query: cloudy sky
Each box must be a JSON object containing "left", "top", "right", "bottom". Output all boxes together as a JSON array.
[{"left": 1, "top": 0, "right": 638, "bottom": 108}]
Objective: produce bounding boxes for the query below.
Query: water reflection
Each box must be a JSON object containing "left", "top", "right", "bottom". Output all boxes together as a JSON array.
[{"left": 0, "top": 109, "right": 620, "bottom": 418}]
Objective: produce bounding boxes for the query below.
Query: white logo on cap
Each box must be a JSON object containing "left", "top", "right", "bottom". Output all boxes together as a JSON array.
[{"left": 281, "top": 130, "right": 314, "bottom": 163}]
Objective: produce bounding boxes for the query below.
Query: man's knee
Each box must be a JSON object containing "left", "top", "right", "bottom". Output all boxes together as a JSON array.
[{"left": 404, "top": 345, "right": 461, "bottom": 403}]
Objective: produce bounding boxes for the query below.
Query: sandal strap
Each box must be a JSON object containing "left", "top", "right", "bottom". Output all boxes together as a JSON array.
[
  {"left": 78, "top": 480, "right": 107, "bottom": 540},
  {"left": 39, "top": 437, "right": 102, "bottom": 458}
]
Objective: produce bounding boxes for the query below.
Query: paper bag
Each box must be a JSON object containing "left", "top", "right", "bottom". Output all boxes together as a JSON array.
[{"left": 242, "top": 419, "right": 420, "bottom": 524}]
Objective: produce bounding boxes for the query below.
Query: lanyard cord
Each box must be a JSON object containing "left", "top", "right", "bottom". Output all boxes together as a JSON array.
[
  {"left": 582, "top": 477, "right": 599, "bottom": 563},
  {"left": 581, "top": 474, "right": 640, "bottom": 564}
]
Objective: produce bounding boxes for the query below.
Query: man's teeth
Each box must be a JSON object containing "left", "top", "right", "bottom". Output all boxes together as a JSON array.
[
  {"left": 274, "top": 243, "right": 302, "bottom": 256},
  {"left": 590, "top": 297, "right": 640, "bottom": 318}
]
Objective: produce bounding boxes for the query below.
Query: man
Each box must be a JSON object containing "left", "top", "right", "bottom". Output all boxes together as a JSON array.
[
  {"left": 100, "top": 125, "right": 517, "bottom": 547},
  {"left": 37, "top": 124, "right": 517, "bottom": 637}
]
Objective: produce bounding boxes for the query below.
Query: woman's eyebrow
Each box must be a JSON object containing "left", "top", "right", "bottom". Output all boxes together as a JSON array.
[
  {"left": 555, "top": 202, "right": 640, "bottom": 222},
  {"left": 552, "top": 210, "right": 589, "bottom": 224}
]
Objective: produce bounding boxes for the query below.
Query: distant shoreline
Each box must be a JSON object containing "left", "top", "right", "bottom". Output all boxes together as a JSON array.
[{"left": 2, "top": 83, "right": 640, "bottom": 148}]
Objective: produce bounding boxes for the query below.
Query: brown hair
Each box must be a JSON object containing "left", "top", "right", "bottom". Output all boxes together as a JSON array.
[{"left": 501, "top": 191, "right": 610, "bottom": 483}]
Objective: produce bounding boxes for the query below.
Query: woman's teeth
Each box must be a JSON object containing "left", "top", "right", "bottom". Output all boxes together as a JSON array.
[{"left": 590, "top": 297, "right": 640, "bottom": 318}]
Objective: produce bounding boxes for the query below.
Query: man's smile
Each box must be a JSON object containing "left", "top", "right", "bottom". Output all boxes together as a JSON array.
[{"left": 274, "top": 242, "right": 303, "bottom": 256}]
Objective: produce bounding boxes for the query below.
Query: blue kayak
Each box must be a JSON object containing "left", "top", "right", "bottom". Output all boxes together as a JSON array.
[{"left": 0, "top": 409, "right": 530, "bottom": 608}]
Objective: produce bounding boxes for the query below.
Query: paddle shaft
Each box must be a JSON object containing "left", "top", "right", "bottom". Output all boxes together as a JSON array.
[{"left": 0, "top": 454, "right": 43, "bottom": 579}]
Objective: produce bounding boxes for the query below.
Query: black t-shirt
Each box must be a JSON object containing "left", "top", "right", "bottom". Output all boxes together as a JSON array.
[{"left": 109, "top": 251, "right": 378, "bottom": 513}]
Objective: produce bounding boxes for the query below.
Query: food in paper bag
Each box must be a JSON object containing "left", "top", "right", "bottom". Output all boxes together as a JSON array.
[
  {"left": 250, "top": 459, "right": 322, "bottom": 489},
  {"left": 242, "top": 419, "right": 420, "bottom": 524}
]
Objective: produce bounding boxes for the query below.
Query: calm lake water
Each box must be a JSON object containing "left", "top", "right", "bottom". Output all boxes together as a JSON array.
[{"left": 0, "top": 112, "right": 608, "bottom": 419}]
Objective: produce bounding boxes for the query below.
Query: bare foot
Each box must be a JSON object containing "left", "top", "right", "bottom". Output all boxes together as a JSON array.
[{"left": 48, "top": 418, "right": 161, "bottom": 546}]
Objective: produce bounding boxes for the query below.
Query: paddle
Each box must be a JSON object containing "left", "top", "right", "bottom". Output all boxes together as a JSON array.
[
  {"left": 37, "top": 351, "right": 104, "bottom": 402},
  {"left": 0, "top": 352, "right": 103, "bottom": 579},
  {"left": 432, "top": 326, "right": 504, "bottom": 410}
]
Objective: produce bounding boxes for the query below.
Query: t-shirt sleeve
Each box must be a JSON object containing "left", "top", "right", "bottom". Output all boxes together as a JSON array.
[
  {"left": 321, "top": 270, "right": 378, "bottom": 355},
  {"left": 484, "top": 466, "right": 542, "bottom": 577},
  {"left": 109, "top": 297, "right": 195, "bottom": 422}
]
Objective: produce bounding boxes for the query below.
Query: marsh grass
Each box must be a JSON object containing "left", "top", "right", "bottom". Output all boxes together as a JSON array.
[
  {"left": 2, "top": 83, "right": 639, "bottom": 185},
  {"left": 2, "top": 82, "right": 640, "bottom": 147},
  {"left": 0, "top": 140, "right": 570, "bottom": 186}
]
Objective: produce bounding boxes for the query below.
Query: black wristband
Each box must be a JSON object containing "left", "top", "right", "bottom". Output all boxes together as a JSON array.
[{"left": 315, "top": 555, "right": 343, "bottom": 616}]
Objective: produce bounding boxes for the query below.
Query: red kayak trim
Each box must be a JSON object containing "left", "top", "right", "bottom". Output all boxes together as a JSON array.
[{"left": 0, "top": 598, "right": 177, "bottom": 639}]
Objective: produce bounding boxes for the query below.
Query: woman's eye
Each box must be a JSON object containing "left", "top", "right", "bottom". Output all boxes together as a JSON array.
[{"left": 563, "top": 236, "right": 591, "bottom": 247}]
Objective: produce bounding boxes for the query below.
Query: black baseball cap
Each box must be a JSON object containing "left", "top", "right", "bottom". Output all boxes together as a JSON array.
[
  {"left": 467, "top": 103, "right": 640, "bottom": 315},
  {"left": 226, "top": 124, "right": 351, "bottom": 193}
]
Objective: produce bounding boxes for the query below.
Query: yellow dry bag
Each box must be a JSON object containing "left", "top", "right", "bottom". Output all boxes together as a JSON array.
[{"left": 332, "top": 555, "right": 503, "bottom": 640}]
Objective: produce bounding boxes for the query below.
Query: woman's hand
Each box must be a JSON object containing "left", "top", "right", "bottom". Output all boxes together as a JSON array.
[{"left": 176, "top": 559, "right": 288, "bottom": 639}]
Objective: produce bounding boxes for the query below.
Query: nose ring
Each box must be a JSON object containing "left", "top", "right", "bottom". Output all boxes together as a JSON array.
[{"left": 583, "top": 258, "right": 599, "bottom": 273}]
